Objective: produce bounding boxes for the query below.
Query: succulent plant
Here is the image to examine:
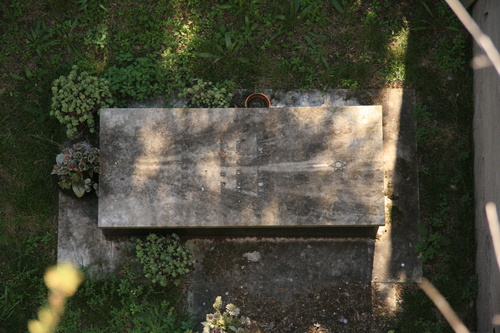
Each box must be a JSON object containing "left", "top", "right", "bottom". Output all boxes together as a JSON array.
[
  {"left": 52, "top": 142, "right": 100, "bottom": 198},
  {"left": 50, "top": 66, "right": 113, "bottom": 139}
]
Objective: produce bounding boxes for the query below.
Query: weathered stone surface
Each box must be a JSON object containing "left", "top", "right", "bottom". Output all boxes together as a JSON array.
[
  {"left": 98, "top": 106, "right": 384, "bottom": 228},
  {"left": 57, "top": 193, "right": 130, "bottom": 276}
]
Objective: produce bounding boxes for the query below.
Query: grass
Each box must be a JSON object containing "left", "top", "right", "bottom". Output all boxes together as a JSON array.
[{"left": 0, "top": 0, "right": 475, "bottom": 331}]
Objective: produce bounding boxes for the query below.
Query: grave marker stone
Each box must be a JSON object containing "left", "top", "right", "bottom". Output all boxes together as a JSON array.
[{"left": 98, "top": 106, "right": 384, "bottom": 229}]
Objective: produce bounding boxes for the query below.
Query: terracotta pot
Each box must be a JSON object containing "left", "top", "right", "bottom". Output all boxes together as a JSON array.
[{"left": 244, "top": 93, "right": 271, "bottom": 108}]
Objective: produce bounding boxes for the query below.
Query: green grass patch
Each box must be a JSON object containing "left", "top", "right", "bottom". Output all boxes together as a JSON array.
[{"left": 0, "top": 0, "right": 476, "bottom": 331}]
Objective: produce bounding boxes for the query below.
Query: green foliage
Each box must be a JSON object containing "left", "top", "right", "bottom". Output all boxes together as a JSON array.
[
  {"left": 413, "top": 103, "right": 440, "bottom": 145},
  {"left": 278, "top": 55, "right": 318, "bottom": 87},
  {"left": 270, "top": 0, "right": 327, "bottom": 48},
  {"left": 53, "top": 18, "right": 86, "bottom": 60},
  {"left": 134, "top": 234, "right": 194, "bottom": 287},
  {"left": 104, "top": 53, "right": 169, "bottom": 105},
  {"left": 132, "top": 301, "right": 194, "bottom": 333},
  {"left": 83, "top": 24, "right": 109, "bottom": 50},
  {"left": 109, "top": 1, "right": 175, "bottom": 53},
  {"left": 413, "top": 317, "right": 446, "bottom": 333},
  {"left": 179, "top": 79, "right": 235, "bottom": 108},
  {"left": 9, "top": 65, "right": 49, "bottom": 93},
  {"left": 434, "top": 35, "right": 466, "bottom": 73},
  {"left": 331, "top": 0, "right": 344, "bottom": 14},
  {"left": 0, "top": 284, "right": 23, "bottom": 322},
  {"left": 415, "top": 126, "right": 439, "bottom": 144},
  {"left": 341, "top": 79, "right": 359, "bottom": 90},
  {"left": 25, "top": 20, "right": 59, "bottom": 58},
  {"left": 413, "top": 102, "right": 432, "bottom": 123},
  {"left": 414, "top": 0, "right": 461, "bottom": 31},
  {"left": 50, "top": 66, "right": 113, "bottom": 138},
  {"left": 56, "top": 266, "right": 195, "bottom": 332},
  {"left": 0, "top": 236, "right": 54, "bottom": 331},
  {"left": 416, "top": 196, "right": 453, "bottom": 263},
  {"left": 460, "top": 275, "right": 478, "bottom": 304},
  {"left": 199, "top": 25, "right": 250, "bottom": 64}
]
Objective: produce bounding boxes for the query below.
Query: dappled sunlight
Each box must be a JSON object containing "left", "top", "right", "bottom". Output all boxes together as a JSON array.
[
  {"left": 133, "top": 115, "right": 171, "bottom": 181},
  {"left": 371, "top": 88, "right": 419, "bottom": 315},
  {"left": 169, "top": 108, "right": 236, "bottom": 134},
  {"left": 196, "top": 152, "right": 221, "bottom": 193},
  {"left": 261, "top": 195, "right": 280, "bottom": 226},
  {"left": 385, "top": 28, "right": 409, "bottom": 85},
  {"left": 101, "top": 106, "right": 385, "bottom": 229},
  {"left": 381, "top": 89, "right": 403, "bottom": 173},
  {"left": 289, "top": 107, "right": 330, "bottom": 134},
  {"left": 240, "top": 200, "right": 259, "bottom": 227}
]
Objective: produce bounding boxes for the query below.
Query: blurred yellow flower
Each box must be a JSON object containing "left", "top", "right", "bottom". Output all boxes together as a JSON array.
[
  {"left": 44, "top": 262, "right": 84, "bottom": 297},
  {"left": 28, "top": 262, "right": 84, "bottom": 333}
]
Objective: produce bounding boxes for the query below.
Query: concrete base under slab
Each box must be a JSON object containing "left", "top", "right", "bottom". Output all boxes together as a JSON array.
[{"left": 57, "top": 88, "right": 420, "bottom": 320}]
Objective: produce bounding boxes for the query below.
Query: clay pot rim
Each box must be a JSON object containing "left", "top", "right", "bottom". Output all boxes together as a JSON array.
[{"left": 244, "top": 93, "right": 271, "bottom": 108}]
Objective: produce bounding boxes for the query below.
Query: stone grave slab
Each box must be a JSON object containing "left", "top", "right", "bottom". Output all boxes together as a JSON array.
[{"left": 98, "top": 106, "right": 384, "bottom": 229}]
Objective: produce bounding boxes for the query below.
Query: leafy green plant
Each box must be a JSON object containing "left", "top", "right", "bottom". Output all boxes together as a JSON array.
[
  {"left": 413, "top": 0, "right": 460, "bottom": 32},
  {"left": 9, "top": 65, "right": 49, "bottom": 92},
  {"left": 0, "top": 284, "right": 23, "bottom": 322},
  {"left": 134, "top": 234, "right": 194, "bottom": 287},
  {"left": 269, "top": 0, "right": 327, "bottom": 48},
  {"left": 132, "top": 300, "right": 194, "bottom": 333},
  {"left": 416, "top": 196, "right": 453, "bottom": 263},
  {"left": 414, "top": 317, "right": 446, "bottom": 333},
  {"left": 434, "top": 35, "right": 466, "bottom": 73},
  {"left": 25, "top": 20, "right": 59, "bottom": 58},
  {"left": 413, "top": 103, "right": 440, "bottom": 145},
  {"left": 0, "top": 0, "right": 24, "bottom": 32},
  {"left": 416, "top": 229, "right": 451, "bottom": 263},
  {"left": 104, "top": 53, "right": 169, "bottom": 105},
  {"left": 53, "top": 18, "right": 85, "bottom": 60},
  {"left": 199, "top": 25, "right": 250, "bottom": 64},
  {"left": 413, "top": 102, "right": 432, "bottom": 123},
  {"left": 416, "top": 126, "right": 439, "bottom": 144},
  {"left": 202, "top": 296, "right": 253, "bottom": 333},
  {"left": 83, "top": 24, "right": 109, "bottom": 50},
  {"left": 179, "top": 79, "right": 235, "bottom": 108},
  {"left": 331, "top": 0, "right": 345, "bottom": 14},
  {"left": 50, "top": 66, "right": 113, "bottom": 138},
  {"left": 52, "top": 142, "right": 100, "bottom": 198},
  {"left": 341, "top": 79, "right": 359, "bottom": 90},
  {"left": 57, "top": 262, "right": 195, "bottom": 332}
]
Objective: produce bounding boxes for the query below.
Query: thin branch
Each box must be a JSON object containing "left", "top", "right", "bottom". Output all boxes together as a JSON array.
[
  {"left": 418, "top": 278, "right": 470, "bottom": 333},
  {"left": 485, "top": 203, "right": 500, "bottom": 272},
  {"left": 29, "top": 134, "right": 63, "bottom": 148},
  {"left": 444, "top": 0, "right": 500, "bottom": 76}
]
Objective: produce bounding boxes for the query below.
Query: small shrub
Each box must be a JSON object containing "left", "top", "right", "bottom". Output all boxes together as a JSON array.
[
  {"left": 179, "top": 79, "right": 235, "bottom": 108},
  {"left": 50, "top": 66, "right": 113, "bottom": 139},
  {"left": 134, "top": 234, "right": 194, "bottom": 286}
]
